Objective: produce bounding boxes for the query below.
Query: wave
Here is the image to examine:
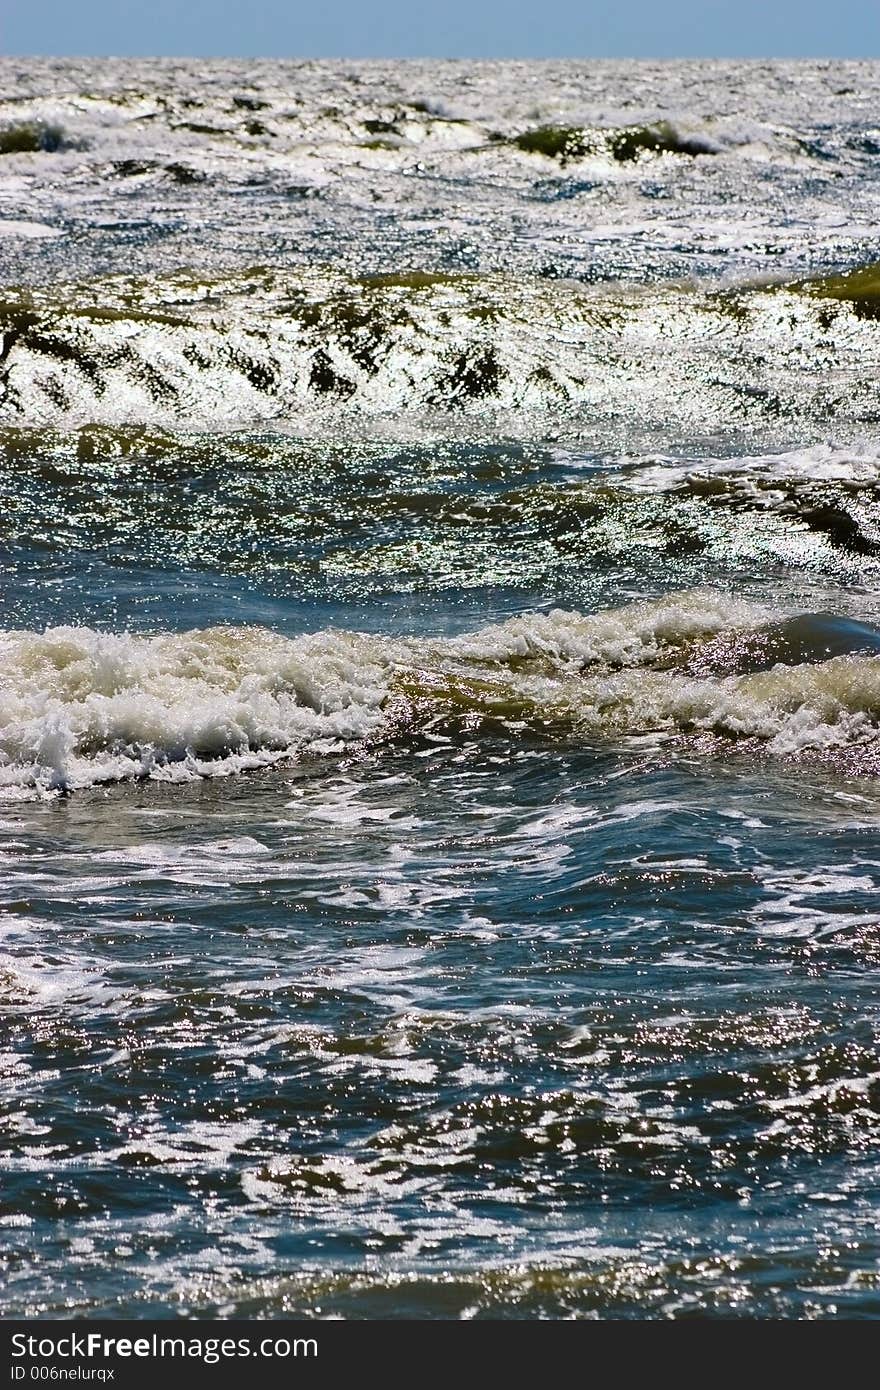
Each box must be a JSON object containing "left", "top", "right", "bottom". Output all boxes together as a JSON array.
[
  {"left": 3, "top": 592, "right": 880, "bottom": 796},
  {"left": 614, "top": 441, "right": 880, "bottom": 491},
  {"left": 3, "top": 434, "right": 879, "bottom": 595},
  {"left": 1, "top": 261, "right": 878, "bottom": 428},
  {"left": 511, "top": 121, "right": 722, "bottom": 163},
  {"left": 0, "top": 121, "right": 67, "bottom": 155},
  {"left": 0, "top": 62, "right": 850, "bottom": 176}
]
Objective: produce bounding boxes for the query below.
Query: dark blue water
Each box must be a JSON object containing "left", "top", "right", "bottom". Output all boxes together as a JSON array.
[{"left": 2, "top": 741, "right": 880, "bottom": 1318}]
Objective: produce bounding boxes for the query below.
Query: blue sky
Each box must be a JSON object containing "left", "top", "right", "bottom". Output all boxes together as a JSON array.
[{"left": 4, "top": 0, "right": 878, "bottom": 59}]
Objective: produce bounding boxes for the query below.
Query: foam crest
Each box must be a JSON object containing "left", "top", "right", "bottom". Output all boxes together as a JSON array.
[
  {"left": 567, "top": 657, "right": 880, "bottom": 753},
  {"left": 616, "top": 442, "right": 880, "bottom": 494},
  {"left": 444, "top": 592, "right": 767, "bottom": 668},
  {"left": 0, "top": 624, "right": 397, "bottom": 793},
  {"left": 2, "top": 595, "right": 879, "bottom": 795}
]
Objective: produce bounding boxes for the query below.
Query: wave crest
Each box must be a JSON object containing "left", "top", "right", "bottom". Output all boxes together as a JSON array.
[
  {"left": 3, "top": 593, "right": 880, "bottom": 796},
  {"left": 2, "top": 263, "right": 879, "bottom": 429}
]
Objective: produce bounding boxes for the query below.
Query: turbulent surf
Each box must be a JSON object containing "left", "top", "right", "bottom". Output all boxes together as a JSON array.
[{"left": 3, "top": 59, "right": 880, "bottom": 1320}]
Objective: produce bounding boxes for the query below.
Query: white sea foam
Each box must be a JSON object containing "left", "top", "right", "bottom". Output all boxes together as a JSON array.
[
  {"left": 0, "top": 624, "right": 396, "bottom": 794},
  {"left": 444, "top": 591, "right": 768, "bottom": 668},
  {"left": 615, "top": 442, "right": 880, "bottom": 494},
  {"left": 0, "top": 220, "right": 62, "bottom": 240},
  {"left": 1, "top": 593, "right": 879, "bottom": 796}
]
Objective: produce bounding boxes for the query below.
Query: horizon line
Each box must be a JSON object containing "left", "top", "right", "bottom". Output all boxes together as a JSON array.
[{"left": 2, "top": 52, "right": 878, "bottom": 63}]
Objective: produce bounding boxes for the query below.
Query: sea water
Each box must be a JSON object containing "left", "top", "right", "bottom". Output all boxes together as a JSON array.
[{"left": 2, "top": 59, "right": 880, "bottom": 1318}]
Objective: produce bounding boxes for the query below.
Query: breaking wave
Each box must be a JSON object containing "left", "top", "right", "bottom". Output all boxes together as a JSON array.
[
  {"left": 3, "top": 591, "right": 880, "bottom": 796},
  {"left": 511, "top": 120, "right": 723, "bottom": 162},
  {"left": 0, "top": 121, "right": 67, "bottom": 155}
]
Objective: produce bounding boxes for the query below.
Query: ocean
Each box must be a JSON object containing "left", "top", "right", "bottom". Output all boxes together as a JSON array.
[{"left": 2, "top": 57, "right": 880, "bottom": 1318}]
